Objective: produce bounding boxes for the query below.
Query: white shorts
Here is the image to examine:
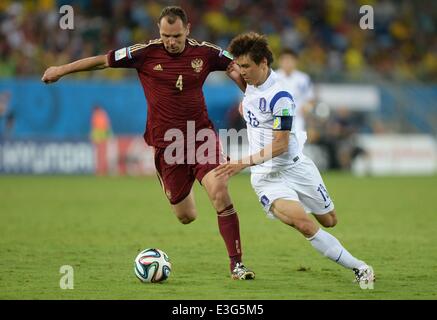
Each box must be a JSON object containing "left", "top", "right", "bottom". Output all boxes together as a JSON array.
[{"left": 250, "top": 154, "right": 335, "bottom": 219}]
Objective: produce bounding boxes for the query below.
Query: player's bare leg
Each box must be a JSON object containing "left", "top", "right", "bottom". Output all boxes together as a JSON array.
[
  {"left": 313, "top": 210, "right": 337, "bottom": 228},
  {"left": 271, "top": 199, "right": 319, "bottom": 237},
  {"left": 171, "top": 189, "right": 197, "bottom": 224},
  {"left": 202, "top": 170, "right": 255, "bottom": 280},
  {"left": 271, "top": 199, "right": 374, "bottom": 287},
  {"left": 202, "top": 170, "right": 232, "bottom": 211}
]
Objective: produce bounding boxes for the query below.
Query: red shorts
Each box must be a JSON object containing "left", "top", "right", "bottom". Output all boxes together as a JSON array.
[{"left": 153, "top": 136, "right": 226, "bottom": 205}]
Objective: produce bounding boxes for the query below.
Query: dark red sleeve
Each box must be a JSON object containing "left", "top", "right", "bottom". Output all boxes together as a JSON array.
[
  {"left": 208, "top": 46, "right": 233, "bottom": 72},
  {"left": 107, "top": 44, "right": 148, "bottom": 69}
]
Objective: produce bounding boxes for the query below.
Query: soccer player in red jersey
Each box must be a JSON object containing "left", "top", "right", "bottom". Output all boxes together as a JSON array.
[{"left": 42, "top": 6, "right": 254, "bottom": 280}]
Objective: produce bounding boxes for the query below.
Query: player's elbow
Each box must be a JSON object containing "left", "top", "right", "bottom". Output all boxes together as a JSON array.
[
  {"left": 274, "top": 140, "right": 289, "bottom": 156},
  {"left": 279, "top": 143, "right": 289, "bottom": 154}
]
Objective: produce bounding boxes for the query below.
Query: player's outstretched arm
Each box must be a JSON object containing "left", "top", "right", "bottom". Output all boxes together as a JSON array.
[
  {"left": 42, "top": 54, "right": 109, "bottom": 84},
  {"left": 215, "top": 131, "right": 289, "bottom": 178}
]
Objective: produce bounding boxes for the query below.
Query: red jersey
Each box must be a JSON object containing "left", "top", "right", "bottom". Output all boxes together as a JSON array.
[{"left": 107, "top": 38, "right": 233, "bottom": 147}]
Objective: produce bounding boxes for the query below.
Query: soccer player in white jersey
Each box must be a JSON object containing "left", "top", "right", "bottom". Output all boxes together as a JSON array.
[
  {"left": 216, "top": 32, "right": 374, "bottom": 287},
  {"left": 276, "top": 49, "right": 315, "bottom": 134}
]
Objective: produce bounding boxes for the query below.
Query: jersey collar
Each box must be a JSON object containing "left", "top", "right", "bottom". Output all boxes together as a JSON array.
[
  {"left": 255, "top": 69, "right": 277, "bottom": 91},
  {"left": 165, "top": 40, "right": 188, "bottom": 57}
]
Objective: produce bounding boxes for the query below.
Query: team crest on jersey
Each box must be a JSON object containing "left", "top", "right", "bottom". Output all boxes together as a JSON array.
[
  {"left": 191, "top": 58, "right": 204, "bottom": 73},
  {"left": 259, "top": 98, "right": 267, "bottom": 113}
]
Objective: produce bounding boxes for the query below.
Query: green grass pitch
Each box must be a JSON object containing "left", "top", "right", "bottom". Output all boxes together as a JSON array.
[{"left": 1, "top": 173, "right": 436, "bottom": 299}]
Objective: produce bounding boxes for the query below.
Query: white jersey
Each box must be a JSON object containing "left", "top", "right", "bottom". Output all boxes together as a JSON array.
[
  {"left": 242, "top": 70, "right": 306, "bottom": 174},
  {"left": 276, "top": 69, "right": 314, "bottom": 132}
]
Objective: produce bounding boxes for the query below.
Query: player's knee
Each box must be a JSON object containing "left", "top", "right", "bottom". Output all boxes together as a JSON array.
[
  {"left": 324, "top": 211, "right": 338, "bottom": 228},
  {"left": 179, "top": 217, "right": 194, "bottom": 224},
  {"left": 178, "top": 215, "right": 196, "bottom": 224},
  {"left": 329, "top": 215, "right": 338, "bottom": 227},
  {"left": 176, "top": 210, "right": 197, "bottom": 224}
]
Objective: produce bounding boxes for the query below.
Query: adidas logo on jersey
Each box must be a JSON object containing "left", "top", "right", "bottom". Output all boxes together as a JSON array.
[{"left": 153, "top": 64, "right": 163, "bottom": 71}]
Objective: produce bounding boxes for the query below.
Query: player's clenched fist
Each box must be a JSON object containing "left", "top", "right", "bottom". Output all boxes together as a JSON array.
[
  {"left": 226, "top": 61, "right": 239, "bottom": 79},
  {"left": 41, "top": 66, "right": 63, "bottom": 84}
]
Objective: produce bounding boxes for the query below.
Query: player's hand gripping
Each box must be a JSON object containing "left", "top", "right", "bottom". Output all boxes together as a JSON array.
[
  {"left": 214, "top": 160, "right": 250, "bottom": 179},
  {"left": 41, "top": 66, "right": 63, "bottom": 84},
  {"left": 226, "top": 61, "right": 241, "bottom": 82}
]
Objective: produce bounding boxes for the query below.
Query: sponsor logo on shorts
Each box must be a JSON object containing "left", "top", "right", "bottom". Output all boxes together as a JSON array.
[{"left": 260, "top": 195, "right": 270, "bottom": 207}]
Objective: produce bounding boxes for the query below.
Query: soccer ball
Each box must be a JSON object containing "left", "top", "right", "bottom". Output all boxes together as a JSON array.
[{"left": 134, "top": 248, "right": 171, "bottom": 283}]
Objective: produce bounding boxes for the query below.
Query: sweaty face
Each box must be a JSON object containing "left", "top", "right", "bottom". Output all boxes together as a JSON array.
[
  {"left": 235, "top": 54, "right": 268, "bottom": 87},
  {"left": 159, "top": 18, "right": 190, "bottom": 54}
]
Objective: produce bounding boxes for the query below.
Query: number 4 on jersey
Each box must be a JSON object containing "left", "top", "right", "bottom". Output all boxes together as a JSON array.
[{"left": 176, "top": 75, "right": 183, "bottom": 91}]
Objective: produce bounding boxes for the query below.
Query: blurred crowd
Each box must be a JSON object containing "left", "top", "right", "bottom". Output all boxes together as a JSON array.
[{"left": 0, "top": 0, "right": 436, "bottom": 82}]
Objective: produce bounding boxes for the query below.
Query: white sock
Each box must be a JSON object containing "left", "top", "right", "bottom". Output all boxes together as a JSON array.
[{"left": 307, "top": 228, "right": 365, "bottom": 270}]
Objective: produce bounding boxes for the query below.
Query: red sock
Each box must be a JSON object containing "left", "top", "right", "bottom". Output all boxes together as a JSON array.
[{"left": 217, "top": 204, "right": 242, "bottom": 271}]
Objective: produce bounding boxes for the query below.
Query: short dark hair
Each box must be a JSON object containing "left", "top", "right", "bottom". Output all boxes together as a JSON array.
[
  {"left": 280, "top": 48, "right": 299, "bottom": 58},
  {"left": 158, "top": 6, "right": 188, "bottom": 26},
  {"left": 228, "top": 32, "right": 274, "bottom": 66}
]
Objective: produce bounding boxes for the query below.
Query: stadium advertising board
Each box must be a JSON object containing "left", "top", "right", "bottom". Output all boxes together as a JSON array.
[
  {"left": 95, "top": 136, "right": 155, "bottom": 176},
  {"left": 0, "top": 140, "right": 94, "bottom": 174},
  {"left": 352, "top": 134, "right": 437, "bottom": 175}
]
